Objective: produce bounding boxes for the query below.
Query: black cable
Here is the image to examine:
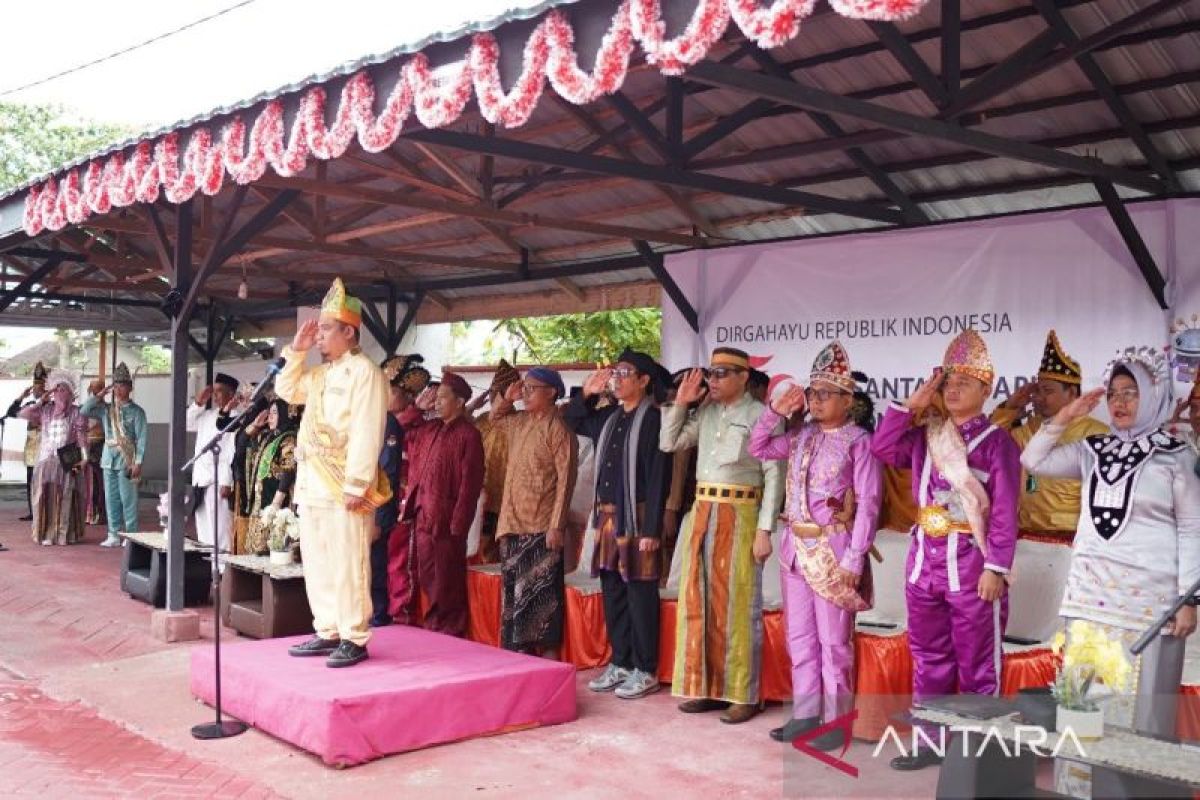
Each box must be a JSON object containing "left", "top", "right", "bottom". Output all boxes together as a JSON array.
[{"left": 0, "top": 0, "right": 259, "bottom": 98}]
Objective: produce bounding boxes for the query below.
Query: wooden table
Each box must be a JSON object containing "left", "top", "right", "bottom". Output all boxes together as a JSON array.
[
  {"left": 220, "top": 555, "right": 311, "bottom": 639},
  {"left": 914, "top": 706, "right": 1200, "bottom": 799},
  {"left": 118, "top": 531, "right": 211, "bottom": 607}
]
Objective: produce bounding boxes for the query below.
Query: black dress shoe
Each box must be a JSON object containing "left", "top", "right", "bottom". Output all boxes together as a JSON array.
[
  {"left": 806, "top": 728, "right": 848, "bottom": 752},
  {"left": 288, "top": 636, "right": 339, "bottom": 657},
  {"left": 890, "top": 750, "right": 943, "bottom": 771},
  {"left": 369, "top": 614, "right": 393, "bottom": 628},
  {"left": 770, "top": 716, "right": 821, "bottom": 742},
  {"left": 18, "top": 515, "right": 32, "bottom": 522},
  {"left": 678, "top": 698, "right": 729, "bottom": 714},
  {"left": 326, "top": 640, "right": 369, "bottom": 668}
]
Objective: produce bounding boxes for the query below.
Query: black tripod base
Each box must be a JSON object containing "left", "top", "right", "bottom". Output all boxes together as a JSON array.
[{"left": 191, "top": 719, "right": 248, "bottom": 740}]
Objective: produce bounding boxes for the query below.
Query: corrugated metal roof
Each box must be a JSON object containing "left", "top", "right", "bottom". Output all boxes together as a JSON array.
[{"left": 0, "top": 0, "right": 586, "bottom": 198}]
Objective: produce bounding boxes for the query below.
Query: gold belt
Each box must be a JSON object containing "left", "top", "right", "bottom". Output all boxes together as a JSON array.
[
  {"left": 695, "top": 482, "right": 761, "bottom": 504},
  {"left": 917, "top": 505, "right": 972, "bottom": 538},
  {"left": 790, "top": 521, "right": 848, "bottom": 540}
]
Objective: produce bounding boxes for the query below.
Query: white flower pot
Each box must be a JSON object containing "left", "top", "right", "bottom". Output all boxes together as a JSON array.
[
  {"left": 1056, "top": 706, "right": 1104, "bottom": 740},
  {"left": 269, "top": 550, "right": 294, "bottom": 566}
]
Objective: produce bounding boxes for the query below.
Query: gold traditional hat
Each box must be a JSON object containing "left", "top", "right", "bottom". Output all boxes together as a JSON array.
[
  {"left": 381, "top": 356, "right": 405, "bottom": 383},
  {"left": 400, "top": 365, "right": 431, "bottom": 395},
  {"left": 810, "top": 340, "right": 856, "bottom": 393},
  {"left": 113, "top": 362, "right": 133, "bottom": 385},
  {"left": 1037, "top": 330, "right": 1081, "bottom": 385},
  {"left": 32, "top": 361, "right": 48, "bottom": 385},
  {"left": 489, "top": 358, "right": 521, "bottom": 392},
  {"left": 319, "top": 278, "right": 362, "bottom": 328},
  {"left": 943, "top": 329, "right": 994, "bottom": 385}
]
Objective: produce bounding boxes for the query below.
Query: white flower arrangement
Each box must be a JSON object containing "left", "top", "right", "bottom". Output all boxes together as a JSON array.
[{"left": 262, "top": 506, "right": 300, "bottom": 553}]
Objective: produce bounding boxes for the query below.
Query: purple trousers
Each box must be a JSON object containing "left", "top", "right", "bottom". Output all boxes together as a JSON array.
[
  {"left": 780, "top": 533, "right": 856, "bottom": 723},
  {"left": 906, "top": 532, "right": 1008, "bottom": 702}
]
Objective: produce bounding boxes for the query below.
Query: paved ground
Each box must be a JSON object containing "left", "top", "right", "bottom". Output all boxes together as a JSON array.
[{"left": 0, "top": 488, "right": 940, "bottom": 799}]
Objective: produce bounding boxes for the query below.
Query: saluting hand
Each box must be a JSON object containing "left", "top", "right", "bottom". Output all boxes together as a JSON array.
[
  {"left": 504, "top": 379, "right": 524, "bottom": 405},
  {"left": 906, "top": 369, "right": 944, "bottom": 415},
  {"left": 582, "top": 368, "right": 612, "bottom": 399},
  {"left": 292, "top": 319, "right": 319, "bottom": 352},
  {"left": 1052, "top": 387, "right": 1104, "bottom": 427},
  {"left": 771, "top": 385, "right": 806, "bottom": 418},
  {"left": 675, "top": 369, "right": 706, "bottom": 406},
  {"left": 1002, "top": 382, "right": 1036, "bottom": 413}
]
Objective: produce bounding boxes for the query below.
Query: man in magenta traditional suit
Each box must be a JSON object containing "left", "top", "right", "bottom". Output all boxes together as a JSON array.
[
  {"left": 871, "top": 329, "right": 1021, "bottom": 771},
  {"left": 396, "top": 371, "right": 485, "bottom": 637}
]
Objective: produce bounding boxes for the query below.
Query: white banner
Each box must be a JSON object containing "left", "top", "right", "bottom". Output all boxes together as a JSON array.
[{"left": 662, "top": 199, "right": 1200, "bottom": 409}]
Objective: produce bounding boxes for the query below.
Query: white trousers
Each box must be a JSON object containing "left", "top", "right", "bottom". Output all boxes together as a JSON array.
[{"left": 195, "top": 484, "right": 232, "bottom": 553}]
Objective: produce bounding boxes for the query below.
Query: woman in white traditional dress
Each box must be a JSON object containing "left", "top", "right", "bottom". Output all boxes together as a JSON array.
[{"left": 1021, "top": 347, "right": 1198, "bottom": 742}]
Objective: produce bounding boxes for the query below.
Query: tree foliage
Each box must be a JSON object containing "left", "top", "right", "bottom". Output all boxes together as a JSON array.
[
  {"left": 139, "top": 345, "right": 171, "bottom": 374},
  {"left": 492, "top": 307, "right": 661, "bottom": 364},
  {"left": 0, "top": 103, "right": 132, "bottom": 194}
]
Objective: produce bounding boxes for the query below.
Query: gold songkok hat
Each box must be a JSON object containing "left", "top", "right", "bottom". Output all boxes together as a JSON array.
[
  {"left": 942, "top": 329, "right": 994, "bottom": 386},
  {"left": 319, "top": 278, "right": 362, "bottom": 328}
]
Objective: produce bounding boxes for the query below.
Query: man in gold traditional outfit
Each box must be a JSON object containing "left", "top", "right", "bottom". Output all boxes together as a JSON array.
[{"left": 277, "top": 278, "right": 390, "bottom": 668}]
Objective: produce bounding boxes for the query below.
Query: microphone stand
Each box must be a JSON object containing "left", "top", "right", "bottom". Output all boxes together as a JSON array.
[
  {"left": 1131, "top": 573, "right": 1200, "bottom": 656},
  {"left": 185, "top": 377, "right": 276, "bottom": 741}
]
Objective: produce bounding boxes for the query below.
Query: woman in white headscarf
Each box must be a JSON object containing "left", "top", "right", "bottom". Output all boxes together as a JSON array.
[
  {"left": 18, "top": 370, "right": 88, "bottom": 545},
  {"left": 1021, "top": 347, "right": 1199, "bottom": 745}
]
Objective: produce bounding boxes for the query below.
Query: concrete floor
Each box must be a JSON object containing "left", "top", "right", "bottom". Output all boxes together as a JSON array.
[{"left": 0, "top": 489, "right": 939, "bottom": 799}]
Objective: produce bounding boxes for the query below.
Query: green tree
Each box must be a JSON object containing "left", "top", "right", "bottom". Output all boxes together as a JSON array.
[
  {"left": 1, "top": 103, "right": 132, "bottom": 194},
  {"left": 494, "top": 307, "right": 661, "bottom": 364},
  {"left": 139, "top": 345, "right": 171, "bottom": 374},
  {"left": 53, "top": 328, "right": 90, "bottom": 370}
]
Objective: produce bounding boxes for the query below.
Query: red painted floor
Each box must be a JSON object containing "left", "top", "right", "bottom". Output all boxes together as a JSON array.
[{"left": 0, "top": 491, "right": 940, "bottom": 798}]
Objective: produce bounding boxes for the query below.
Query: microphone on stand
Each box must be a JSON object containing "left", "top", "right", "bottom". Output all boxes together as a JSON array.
[{"left": 188, "top": 353, "right": 288, "bottom": 742}]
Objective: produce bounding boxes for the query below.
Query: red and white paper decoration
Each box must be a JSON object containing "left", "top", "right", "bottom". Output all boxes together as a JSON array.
[{"left": 22, "top": 0, "right": 929, "bottom": 235}]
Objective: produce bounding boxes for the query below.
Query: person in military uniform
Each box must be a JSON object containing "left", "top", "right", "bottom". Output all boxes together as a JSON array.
[
  {"left": 277, "top": 278, "right": 390, "bottom": 668},
  {"left": 81, "top": 362, "right": 148, "bottom": 546}
]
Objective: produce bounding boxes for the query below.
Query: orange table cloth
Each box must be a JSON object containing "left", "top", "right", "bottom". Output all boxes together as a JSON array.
[{"left": 467, "top": 568, "right": 1198, "bottom": 742}]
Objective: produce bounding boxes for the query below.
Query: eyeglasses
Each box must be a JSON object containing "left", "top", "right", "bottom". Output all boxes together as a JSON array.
[
  {"left": 1106, "top": 388, "right": 1140, "bottom": 404},
  {"left": 611, "top": 367, "right": 637, "bottom": 379},
  {"left": 709, "top": 367, "right": 745, "bottom": 380},
  {"left": 805, "top": 388, "right": 849, "bottom": 402},
  {"left": 521, "top": 383, "right": 553, "bottom": 394}
]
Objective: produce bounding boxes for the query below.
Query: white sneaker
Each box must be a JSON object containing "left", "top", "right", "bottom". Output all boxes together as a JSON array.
[
  {"left": 615, "top": 669, "right": 660, "bottom": 699},
  {"left": 40, "top": 541, "right": 52, "bottom": 547},
  {"left": 587, "top": 663, "right": 630, "bottom": 693},
  {"left": 99, "top": 536, "right": 121, "bottom": 548}
]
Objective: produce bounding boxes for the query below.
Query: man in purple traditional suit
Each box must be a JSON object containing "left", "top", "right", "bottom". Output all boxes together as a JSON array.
[
  {"left": 749, "top": 341, "right": 882, "bottom": 751},
  {"left": 871, "top": 329, "right": 1021, "bottom": 771}
]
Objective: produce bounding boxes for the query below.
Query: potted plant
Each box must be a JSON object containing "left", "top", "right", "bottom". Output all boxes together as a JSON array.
[
  {"left": 1050, "top": 619, "right": 1133, "bottom": 740},
  {"left": 263, "top": 507, "right": 299, "bottom": 565}
]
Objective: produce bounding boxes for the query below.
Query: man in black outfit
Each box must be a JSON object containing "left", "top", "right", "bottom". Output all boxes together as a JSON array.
[{"left": 564, "top": 348, "right": 671, "bottom": 700}]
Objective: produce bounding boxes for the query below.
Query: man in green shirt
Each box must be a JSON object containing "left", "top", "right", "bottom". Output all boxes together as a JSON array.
[{"left": 81, "top": 363, "right": 148, "bottom": 547}]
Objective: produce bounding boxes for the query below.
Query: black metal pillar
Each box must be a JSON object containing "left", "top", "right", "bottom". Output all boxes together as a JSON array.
[{"left": 166, "top": 200, "right": 194, "bottom": 612}]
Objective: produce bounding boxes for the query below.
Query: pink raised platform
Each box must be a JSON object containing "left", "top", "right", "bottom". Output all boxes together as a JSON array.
[{"left": 190, "top": 625, "right": 577, "bottom": 767}]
